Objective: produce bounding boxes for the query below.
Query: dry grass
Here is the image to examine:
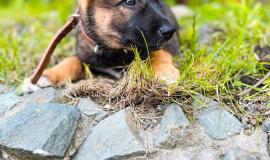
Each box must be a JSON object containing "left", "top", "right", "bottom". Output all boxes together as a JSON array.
[
  {"left": 67, "top": 76, "right": 191, "bottom": 127},
  {"left": 66, "top": 55, "right": 193, "bottom": 129}
]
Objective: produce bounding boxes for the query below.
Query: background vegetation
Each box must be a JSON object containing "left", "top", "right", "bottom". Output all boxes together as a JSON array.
[
  {"left": 0, "top": 0, "right": 75, "bottom": 84},
  {"left": 0, "top": 0, "right": 269, "bottom": 110}
]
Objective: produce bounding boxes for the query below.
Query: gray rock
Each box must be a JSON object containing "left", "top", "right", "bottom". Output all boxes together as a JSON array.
[
  {"left": 0, "top": 92, "right": 21, "bottom": 117},
  {"left": 156, "top": 104, "right": 169, "bottom": 112},
  {"left": 262, "top": 119, "right": 270, "bottom": 133},
  {"left": 269, "top": 133, "right": 270, "bottom": 158},
  {"left": 150, "top": 127, "right": 269, "bottom": 160},
  {"left": 0, "top": 85, "right": 8, "bottom": 93},
  {"left": 155, "top": 104, "right": 193, "bottom": 149},
  {"left": 0, "top": 103, "right": 80, "bottom": 158},
  {"left": 198, "top": 24, "right": 216, "bottom": 48},
  {"left": 225, "top": 128, "right": 269, "bottom": 160},
  {"left": 0, "top": 106, "right": 9, "bottom": 118},
  {"left": 77, "top": 98, "right": 108, "bottom": 121},
  {"left": 0, "top": 92, "right": 20, "bottom": 108},
  {"left": 197, "top": 107, "right": 241, "bottom": 140},
  {"left": 75, "top": 109, "right": 145, "bottom": 160},
  {"left": 65, "top": 114, "right": 95, "bottom": 159},
  {"left": 193, "top": 148, "right": 218, "bottom": 160},
  {"left": 26, "top": 87, "right": 61, "bottom": 104},
  {"left": 223, "top": 147, "right": 259, "bottom": 160},
  {"left": 192, "top": 94, "right": 219, "bottom": 111},
  {"left": 193, "top": 95, "right": 242, "bottom": 140}
]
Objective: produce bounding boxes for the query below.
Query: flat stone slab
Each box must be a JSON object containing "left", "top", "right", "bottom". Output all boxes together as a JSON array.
[
  {"left": 155, "top": 103, "right": 192, "bottom": 148},
  {"left": 77, "top": 98, "right": 108, "bottom": 121},
  {"left": 0, "top": 92, "right": 21, "bottom": 117},
  {"left": 192, "top": 94, "right": 219, "bottom": 111},
  {"left": 0, "top": 92, "right": 20, "bottom": 108},
  {"left": 26, "top": 87, "right": 61, "bottom": 104},
  {"left": 193, "top": 95, "right": 241, "bottom": 140},
  {"left": 0, "top": 85, "right": 8, "bottom": 93},
  {"left": 193, "top": 148, "right": 218, "bottom": 160},
  {"left": 262, "top": 118, "right": 270, "bottom": 133},
  {"left": 75, "top": 109, "right": 145, "bottom": 160},
  {"left": 0, "top": 103, "right": 80, "bottom": 158},
  {"left": 198, "top": 24, "right": 216, "bottom": 48},
  {"left": 223, "top": 147, "right": 259, "bottom": 160},
  {"left": 197, "top": 108, "right": 241, "bottom": 140}
]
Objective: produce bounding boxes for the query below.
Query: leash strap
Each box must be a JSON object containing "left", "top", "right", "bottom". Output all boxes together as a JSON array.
[{"left": 30, "top": 9, "right": 80, "bottom": 84}]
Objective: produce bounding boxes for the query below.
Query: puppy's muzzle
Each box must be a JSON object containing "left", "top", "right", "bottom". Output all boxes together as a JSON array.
[{"left": 159, "top": 24, "right": 176, "bottom": 41}]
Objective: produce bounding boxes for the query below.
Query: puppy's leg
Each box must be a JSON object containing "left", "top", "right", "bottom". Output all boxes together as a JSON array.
[
  {"left": 41, "top": 56, "right": 83, "bottom": 85},
  {"left": 150, "top": 49, "right": 180, "bottom": 83},
  {"left": 24, "top": 56, "right": 83, "bottom": 92}
]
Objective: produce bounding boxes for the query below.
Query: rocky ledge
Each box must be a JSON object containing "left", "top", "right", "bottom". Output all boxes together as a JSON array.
[{"left": 0, "top": 86, "right": 269, "bottom": 160}]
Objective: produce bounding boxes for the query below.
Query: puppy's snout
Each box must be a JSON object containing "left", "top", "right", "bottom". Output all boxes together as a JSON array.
[{"left": 159, "top": 24, "right": 176, "bottom": 41}]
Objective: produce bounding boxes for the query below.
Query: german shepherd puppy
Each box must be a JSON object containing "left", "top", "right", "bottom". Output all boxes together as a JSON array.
[{"left": 24, "top": 0, "right": 180, "bottom": 92}]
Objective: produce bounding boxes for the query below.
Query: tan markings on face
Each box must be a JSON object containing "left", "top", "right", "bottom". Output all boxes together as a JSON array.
[
  {"left": 94, "top": 5, "right": 133, "bottom": 49},
  {"left": 94, "top": 7, "right": 122, "bottom": 48},
  {"left": 79, "top": 0, "right": 90, "bottom": 14}
]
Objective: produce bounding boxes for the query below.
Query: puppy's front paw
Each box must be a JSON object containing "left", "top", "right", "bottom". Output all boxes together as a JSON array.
[
  {"left": 36, "top": 76, "right": 53, "bottom": 88},
  {"left": 23, "top": 76, "right": 53, "bottom": 93},
  {"left": 153, "top": 64, "right": 180, "bottom": 84}
]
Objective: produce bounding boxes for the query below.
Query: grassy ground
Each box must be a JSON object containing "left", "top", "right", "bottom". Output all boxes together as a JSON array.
[
  {"left": 179, "top": 1, "right": 269, "bottom": 96},
  {"left": 0, "top": 1, "right": 270, "bottom": 123},
  {"left": 0, "top": 0, "right": 75, "bottom": 85},
  {"left": 176, "top": 1, "right": 270, "bottom": 123}
]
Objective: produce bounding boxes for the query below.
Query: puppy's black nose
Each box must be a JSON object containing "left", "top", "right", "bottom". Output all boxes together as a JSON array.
[{"left": 159, "top": 25, "right": 176, "bottom": 40}]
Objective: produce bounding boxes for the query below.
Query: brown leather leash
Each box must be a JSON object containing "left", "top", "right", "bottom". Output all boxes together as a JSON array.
[{"left": 30, "top": 8, "right": 97, "bottom": 84}]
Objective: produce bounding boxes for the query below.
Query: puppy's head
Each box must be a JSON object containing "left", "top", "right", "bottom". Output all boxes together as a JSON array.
[{"left": 79, "top": 0, "right": 177, "bottom": 51}]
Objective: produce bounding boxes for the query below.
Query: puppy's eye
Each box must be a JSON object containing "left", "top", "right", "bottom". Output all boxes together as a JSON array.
[{"left": 123, "top": 0, "right": 136, "bottom": 6}]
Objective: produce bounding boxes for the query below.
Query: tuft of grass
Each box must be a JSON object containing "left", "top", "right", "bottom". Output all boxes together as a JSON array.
[{"left": 68, "top": 50, "right": 193, "bottom": 127}]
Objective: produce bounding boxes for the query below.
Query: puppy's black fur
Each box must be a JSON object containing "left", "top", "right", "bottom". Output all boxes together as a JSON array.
[{"left": 76, "top": 0, "right": 180, "bottom": 76}]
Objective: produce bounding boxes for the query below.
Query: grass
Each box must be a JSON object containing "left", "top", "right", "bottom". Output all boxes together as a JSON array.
[
  {"left": 0, "top": 0, "right": 75, "bottom": 85},
  {"left": 183, "top": 2, "right": 270, "bottom": 94},
  {"left": 175, "top": 1, "right": 270, "bottom": 123},
  {"left": 0, "top": 0, "right": 270, "bottom": 124}
]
